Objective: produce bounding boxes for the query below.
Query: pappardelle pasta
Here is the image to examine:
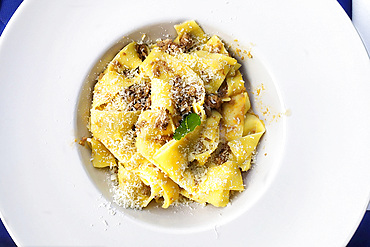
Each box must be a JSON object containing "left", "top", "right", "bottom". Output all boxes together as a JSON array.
[{"left": 87, "top": 20, "right": 265, "bottom": 209}]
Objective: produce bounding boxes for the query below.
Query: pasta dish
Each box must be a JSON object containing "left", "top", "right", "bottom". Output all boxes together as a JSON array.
[{"left": 86, "top": 20, "right": 265, "bottom": 209}]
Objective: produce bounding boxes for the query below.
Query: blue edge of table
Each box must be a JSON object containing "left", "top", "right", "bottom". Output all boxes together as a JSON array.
[{"left": 0, "top": 0, "right": 369, "bottom": 246}]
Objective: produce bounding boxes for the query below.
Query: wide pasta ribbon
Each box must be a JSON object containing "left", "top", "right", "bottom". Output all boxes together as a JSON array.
[
  {"left": 228, "top": 113, "right": 266, "bottom": 171},
  {"left": 181, "top": 161, "right": 244, "bottom": 207}
]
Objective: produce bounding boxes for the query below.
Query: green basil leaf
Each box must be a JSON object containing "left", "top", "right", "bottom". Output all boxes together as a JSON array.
[{"left": 173, "top": 113, "right": 201, "bottom": 140}]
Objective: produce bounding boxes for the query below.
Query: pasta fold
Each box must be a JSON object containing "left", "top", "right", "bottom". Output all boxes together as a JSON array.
[
  {"left": 221, "top": 92, "right": 250, "bottom": 141},
  {"left": 228, "top": 113, "right": 265, "bottom": 171},
  {"left": 174, "top": 20, "right": 208, "bottom": 44},
  {"left": 88, "top": 137, "right": 116, "bottom": 168},
  {"left": 177, "top": 51, "right": 237, "bottom": 94}
]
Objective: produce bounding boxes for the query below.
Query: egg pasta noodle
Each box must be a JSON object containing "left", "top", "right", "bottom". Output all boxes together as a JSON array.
[{"left": 87, "top": 20, "right": 265, "bottom": 209}]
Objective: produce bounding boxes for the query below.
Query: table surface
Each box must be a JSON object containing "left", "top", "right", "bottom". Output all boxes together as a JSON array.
[{"left": 0, "top": 0, "right": 369, "bottom": 246}]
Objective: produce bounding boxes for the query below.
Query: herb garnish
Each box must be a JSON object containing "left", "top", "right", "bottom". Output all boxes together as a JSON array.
[{"left": 173, "top": 113, "right": 201, "bottom": 140}]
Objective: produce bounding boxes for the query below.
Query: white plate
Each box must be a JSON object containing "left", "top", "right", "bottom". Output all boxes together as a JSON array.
[{"left": 0, "top": 0, "right": 369, "bottom": 246}]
